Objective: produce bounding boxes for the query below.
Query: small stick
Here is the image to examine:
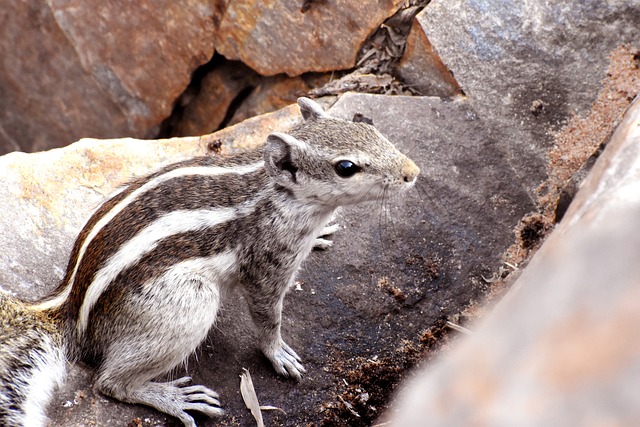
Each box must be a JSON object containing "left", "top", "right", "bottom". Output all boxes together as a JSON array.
[{"left": 446, "top": 321, "right": 473, "bottom": 335}]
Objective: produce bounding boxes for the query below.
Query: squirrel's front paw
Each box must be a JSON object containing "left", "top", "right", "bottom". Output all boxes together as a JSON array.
[
  {"left": 264, "top": 341, "right": 306, "bottom": 381},
  {"left": 314, "top": 213, "right": 341, "bottom": 250}
]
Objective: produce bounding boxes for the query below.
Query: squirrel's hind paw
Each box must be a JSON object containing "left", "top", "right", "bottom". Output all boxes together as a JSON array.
[{"left": 100, "top": 377, "right": 223, "bottom": 427}]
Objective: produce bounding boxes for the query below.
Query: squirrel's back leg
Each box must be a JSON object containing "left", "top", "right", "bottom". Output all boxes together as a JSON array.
[{"left": 89, "top": 266, "right": 225, "bottom": 427}]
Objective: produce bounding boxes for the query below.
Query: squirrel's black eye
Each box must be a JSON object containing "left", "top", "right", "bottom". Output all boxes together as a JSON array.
[{"left": 334, "top": 160, "right": 361, "bottom": 178}]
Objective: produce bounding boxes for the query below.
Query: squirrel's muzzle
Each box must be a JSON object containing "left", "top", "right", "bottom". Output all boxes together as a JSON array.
[{"left": 402, "top": 159, "right": 420, "bottom": 184}]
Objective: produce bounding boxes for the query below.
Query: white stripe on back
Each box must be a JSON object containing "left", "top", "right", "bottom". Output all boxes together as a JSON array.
[
  {"left": 77, "top": 207, "right": 237, "bottom": 334},
  {"left": 33, "top": 161, "right": 264, "bottom": 311}
]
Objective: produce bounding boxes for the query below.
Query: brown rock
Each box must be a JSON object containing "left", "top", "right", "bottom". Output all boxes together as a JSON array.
[
  {"left": 165, "top": 60, "right": 260, "bottom": 137},
  {"left": 227, "top": 73, "right": 332, "bottom": 126},
  {"left": 395, "top": 17, "right": 462, "bottom": 97},
  {"left": 0, "top": 1, "right": 216, "bottom": 154},
  {"left": 214, "top": 0, "right": 405, "bottom": 76},
  {"left": 388, "top": 97, "right": 640, "bottom": 426}
]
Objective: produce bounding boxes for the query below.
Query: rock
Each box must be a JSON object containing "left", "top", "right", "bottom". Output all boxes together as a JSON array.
[
  {"left": 388, "top": 96, "right": 640, "bottom": 427},
  {"left": 0, "top": 0, "right": 637, "bottom": 424},
  {"left": 214, "top": 0, "right": 405, "bottom": 76},
  {"left": 541, "top": 45, "right": 640, "bottom": 222},
  {"left": 557, "top": 96, "right": 640, "bottom": 234},
  {"left": 395, "top": 17, "right": 462, "bottom": 97},
  {"left": 417, "top": 0, "right": 640, "bottom": 193},
  {"left": 0, "top": 1, "right": 216, "bottom": 154},
  {"left": 0, "top": 92, "right": 534, "bottom": 425},
  {"left": 227, "top": 73, "right": 332, "bottom": 126},
  {"left": 163, "top": 60, "right": 260, "bottom": 137}
]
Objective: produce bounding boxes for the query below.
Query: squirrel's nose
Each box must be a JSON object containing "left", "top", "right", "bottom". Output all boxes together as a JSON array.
[{"left": 402, "top": 159, "right": 420, "bottom": 183}]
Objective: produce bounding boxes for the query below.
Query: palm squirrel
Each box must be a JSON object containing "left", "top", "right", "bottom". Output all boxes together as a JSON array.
[{"left": 0, "top": 97, "right": 420, "bottom": 427}]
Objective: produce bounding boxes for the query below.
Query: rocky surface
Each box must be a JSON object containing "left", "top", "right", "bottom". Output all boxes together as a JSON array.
[
  {"left": 162, "top": 60, "right": 260, "bottom": 137},
  {"left": 0, "top": 93, "right": 533, "bottom": 426},
  {"left": 3, "top": 1, "right": 638, "bottom": 159},
  {"left": 0, "top": 0, "right": 216, "bottom": 153},
  {"left": 389, "top": 95, "right": 640, "bottom": 427},
  {"left": 163, "top": 0, "right": 640, "bottom": 153},
  {"left": 214, "top": 0, "right": 404, "bottom": 77},
  {"left": 416, "top": 0, "right": 640, "bottom": 194},
  {"left": 0, "top": 1, "right": 412, "bottom": 154},
  {"left": 394, "top": 17, "right": 461, "bottom": 97},
  {"left": 0, "top": 1, "right": 639, "bottom": 426}
]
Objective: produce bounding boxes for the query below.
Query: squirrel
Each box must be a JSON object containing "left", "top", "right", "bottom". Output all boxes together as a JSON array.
[{"left": 0, "top": 97, "right": 420, "bottom": 427}]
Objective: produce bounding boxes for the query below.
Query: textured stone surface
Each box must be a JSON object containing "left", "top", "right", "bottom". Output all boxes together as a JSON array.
[
  {"left": 0, "top": 0, "right": 215, "bottom": 153},
  {"left": 1, "top": 1, "right": 638, "bottom": 425},
  {"left": 418, "top": 0, "right": 640, "bottom": 193},
  {"left": 214, "top": 0, "right": 404, "bottom": 76},
  {"left": 395, "top": 17, "right": 461, "bottom": 97},
  {"left": 389, "top": 96, "right": 640, "bottom": 427},
  {"left": 0, "top": 93, "right": 533, "bottom": 426},
  {"left": 165, "top": 64, "right": 332, "bottom": 136},
  {"left": 165, "top": 60, "right": 259, "bottom": 137},
  {"left": 227, "top": 73, "right": 332, "bottom": 126}
]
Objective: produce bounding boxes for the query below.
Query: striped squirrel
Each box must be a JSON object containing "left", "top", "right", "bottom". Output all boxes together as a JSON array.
[{"left": 0, "top": 97, "right": 420, "bottom": 427}]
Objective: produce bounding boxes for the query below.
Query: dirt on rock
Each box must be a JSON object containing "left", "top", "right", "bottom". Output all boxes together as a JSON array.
[
  {"left": 485, "top": 45, "right": 640, "bottom": 306},
  {"left": 320, "top": 322, "right": 450, "bottom": 426}
]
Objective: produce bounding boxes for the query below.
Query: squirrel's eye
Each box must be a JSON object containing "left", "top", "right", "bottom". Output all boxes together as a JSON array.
[{"left": 334, "top": 160, "right": 361, "bottom": 178}]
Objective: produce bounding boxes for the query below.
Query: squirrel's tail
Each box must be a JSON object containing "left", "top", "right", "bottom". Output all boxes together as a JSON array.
[{"left": 0, "top": 293, "right": 66, "bottom": 427}]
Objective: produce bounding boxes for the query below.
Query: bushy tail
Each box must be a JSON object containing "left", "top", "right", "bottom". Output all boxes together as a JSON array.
[{"left": 0, "top": 293, "right": 66, "bottom": 427}]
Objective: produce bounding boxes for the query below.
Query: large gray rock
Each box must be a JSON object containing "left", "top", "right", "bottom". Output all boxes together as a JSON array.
[
  {"left": 389, "top": 97, "right": 640, "bottom": 426},
  {"left": 0, "top": 93, "right": 533, "bottom": 426},
  {"left": 417, "top": 0, "right": 640, "bottom": 192}
]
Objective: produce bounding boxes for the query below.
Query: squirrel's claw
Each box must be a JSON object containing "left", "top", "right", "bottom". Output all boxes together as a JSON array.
[{"left": 265, "top": 340, "right": 306, "bottom": 381}]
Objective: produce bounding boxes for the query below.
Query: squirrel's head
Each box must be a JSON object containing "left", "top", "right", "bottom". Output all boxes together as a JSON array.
[{"left": 263, "top": 97, "right": 419, "bottom": 206}]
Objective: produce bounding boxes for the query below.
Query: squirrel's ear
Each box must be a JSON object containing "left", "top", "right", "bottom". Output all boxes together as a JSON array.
[
  {"left": 298, "top": 97, "right": 328, "bottom": 121},
  {"left": 264, "top": 132, "right": 307, "bottom": 184}
]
